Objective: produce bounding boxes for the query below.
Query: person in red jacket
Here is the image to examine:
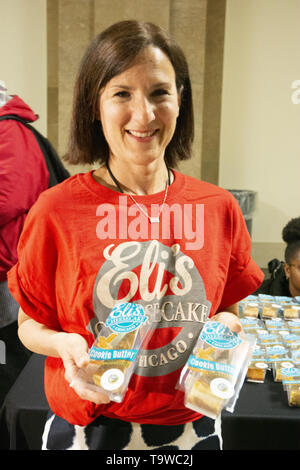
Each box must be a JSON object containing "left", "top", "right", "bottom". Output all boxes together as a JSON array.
[{"left": 0, "top": 85, "right": 49, "bottom": 405}]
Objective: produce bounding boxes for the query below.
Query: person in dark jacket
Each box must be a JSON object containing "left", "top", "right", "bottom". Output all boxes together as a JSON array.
[
  {"left": 0, "top": 85, "right": 50, "bottom": 405},
  {"left": 255, "top": 217, "right": 300, "bottom": 298}
]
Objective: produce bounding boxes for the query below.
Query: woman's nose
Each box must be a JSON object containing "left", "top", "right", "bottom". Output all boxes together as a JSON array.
[{"left": 132, "top": 96, "right": 155, "bottom": 124}]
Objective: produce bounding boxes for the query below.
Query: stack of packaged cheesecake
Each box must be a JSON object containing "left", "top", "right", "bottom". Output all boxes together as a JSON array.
[
  {"left": 239, "top": 294, "right": 300, "bottom": 407},
  {"left": 177, "top": 320, "right": 255, "bottom": 419}
]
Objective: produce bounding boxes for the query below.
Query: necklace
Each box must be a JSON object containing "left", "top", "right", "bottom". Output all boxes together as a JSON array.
[{"left": 106, "top": 162, "right": 171, "bottom": 224}]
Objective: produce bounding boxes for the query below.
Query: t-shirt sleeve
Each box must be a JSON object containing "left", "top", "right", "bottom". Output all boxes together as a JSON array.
[
  {"left": 7, "top": 192, "right": 61, "bottom": 331},
  {"left": 217, "top": 194, "right": 264, "bottom": 312}
]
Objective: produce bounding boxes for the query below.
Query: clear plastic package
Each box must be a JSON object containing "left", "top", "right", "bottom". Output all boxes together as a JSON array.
[
  {"left": 240, "top": 317, "right": 265, "bottom": 337},
  {"left": 256, "top": 328, "right": 270, "bottom": 337},
  {"left": 264, "top": 318, "right": 285, "bottom": 332},
  {"left": 274, "top": 296, "right": 293, "bottom": 304},
  {"left": 287, "top": 385, "right": 300, "bottom": 407},
  {"left": 283, "top": 333, "right": 300, "bottom": 351},
  {"left": 258, "top": 294, "right": 275, "bottom": 301},
  {"left": 261, "top": 302, "right": 282, "bottom": 319},
  {"left": 178, "top": 321, "right": 255, "bottom": 419},
  {"left": 246, "top": 345, "right": 268, "bottom": 383},
  {"left": 281, "top": 367, "right": 300, "bottom": 406},
  {"left": 266, "top": 319, "right": 290, "bottom": 339},
  {"left": 240, "top": 300, "right": 260, "bottom": 318},
  {"left": 277, "top": 328, "right": 291, "bottom": 338},
  {"left": 291, "top": 350, "right": 300, "bottom": 365},
  {"left": 265, "top": 344, "right": 290, "bottom": 382},
  {"left": 266, "top": 344, "right": 289, "bottom": 362},
  {"left": 272, "top": 360, "right": 295, "bottom": 382},
  {"left": 71, "top": 302, "right": 153, "bottom": 403},
  {"left": 257, "top": 332, "right": 284, "bottom": 347},
  {"left": 287, "top": 319, "right": 300, "bottom": 334},
  {"left": 283, "top": 304, "right": 300, "bottom": 320}
]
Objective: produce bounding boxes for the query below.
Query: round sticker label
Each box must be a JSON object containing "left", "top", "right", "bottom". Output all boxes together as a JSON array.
[
  {"left": 281, "top": 362, "right": 294, "bottom": 368},
  {"left": 100, "top": 369, "right": 124, "bottom": 391},
  {"left": 210, "top": 378, "right": 234, "bottom": 399},
  {"left": 255, "top": 362, "right": 268, "bottom": 369}
]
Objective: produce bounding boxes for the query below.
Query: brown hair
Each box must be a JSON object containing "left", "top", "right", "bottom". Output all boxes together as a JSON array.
[{"left": 65, "top": 20, "right": 194, "bottom": 168}]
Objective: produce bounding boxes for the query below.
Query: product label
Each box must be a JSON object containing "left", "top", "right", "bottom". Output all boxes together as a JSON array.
[
  {"left": 265, "top": 319, "right": 284, "bottom": 329},
  {"left": 100, "top": 369, "right": 125, "bottom": 391},
  {"left": 259, "top": 333, "right": 281, "bottom": 344},
  {"left": 241, "top": 318, "right": 260, "bottom": 327},
  {"left": 258, "top": 295, "right": 274, "bottom": 300},
  {"left": 199, "top": 321, "right": 242, "bottom": 350},
  {"left": 287, "top": 320, "right": 300, "bottom": 326},
  {"left": 253, "top": 362, "right": 268, "bottom": 369},
  {"left": 292, "top": 350, "right": 300, "bottom": 360},
  {"left": 187, "top": 355, "right": 235, "bottom": 375},
  {"left": 252, "top": 347, "right": 265, "bottom": 359},
  {"left": 266, "top": 345, "right": 288, "bottom": 356},
  {"left": 105, "top": 302, "right": 147, "bottom": 333},
  {"left": 284, "top": 334, "right": 300, "bottom": 343},
  {"left": 281, "top": 367, "right": 300, "bottom": 384},
  {"left": 89, "top": 347, "right": 138, "bottom": 362},
  {"left": 281, "top": 361, "right": 295, "bottom": 368},
  {"left": 210, "top": 377, "right": 235, "bottom": 399},
  {"left": 275, "top": 296, "right": 292, "bottom": 303}
]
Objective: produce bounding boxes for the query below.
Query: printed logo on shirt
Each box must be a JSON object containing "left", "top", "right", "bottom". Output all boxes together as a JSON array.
[{"left": 88, "top": 240, "right": 211, "bottom": 378}]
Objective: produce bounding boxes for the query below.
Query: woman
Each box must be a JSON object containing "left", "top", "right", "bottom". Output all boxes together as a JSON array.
[
  {"left": 255, "top": 217, "right": 300, "bottom": 297},
  {"left": 8, "top": 21, "right": 263, "bottom": 450}
]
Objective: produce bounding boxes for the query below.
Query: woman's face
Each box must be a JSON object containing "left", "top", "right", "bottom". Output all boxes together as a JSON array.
[
  {"left": 284, "top": 251, "right": 300, "bottom": 296},
  {"left": 98, "top": 46, "right": 181, "bottom": 167}
]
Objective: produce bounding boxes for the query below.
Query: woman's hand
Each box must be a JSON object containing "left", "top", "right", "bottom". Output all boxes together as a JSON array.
[
  {"left": 212, "top": 311, "right": 242, "bottom": 334},
  {"left": 54, "top": 332, "right": 111, "bottom": 405},
  {"left": 18, "top": 309, "right": 110, "bottom": 404}
]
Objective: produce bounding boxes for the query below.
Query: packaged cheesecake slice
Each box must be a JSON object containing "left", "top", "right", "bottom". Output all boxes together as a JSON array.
[
  {"left": 177, "top": 320, "right": 255, "bottom": 419},
  {"left": 72, "top": 302, "right": 153, "bottom": 403}
]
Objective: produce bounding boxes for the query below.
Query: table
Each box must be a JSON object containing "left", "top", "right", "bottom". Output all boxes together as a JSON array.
[
  {"left": 1, "top": 353, "right": 300, "bottom": 450},
  {"left": 222, "top": 375, "right": 300, "bottom": 450},
  {"left": 0, "top": 354, "right": 49, "bottom": 450}
]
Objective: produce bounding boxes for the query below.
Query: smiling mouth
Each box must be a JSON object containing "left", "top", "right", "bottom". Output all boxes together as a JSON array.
[{"left": 126, "top": 129, "right": 158, "bottom": 138}]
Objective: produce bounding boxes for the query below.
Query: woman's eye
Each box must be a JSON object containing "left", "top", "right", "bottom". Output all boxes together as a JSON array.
[
  {"left": 152, "top": 89, "right": 169, "bottom": 97},
  {"left": 114, "top": 91, "right": 130, "bottom": 98}
]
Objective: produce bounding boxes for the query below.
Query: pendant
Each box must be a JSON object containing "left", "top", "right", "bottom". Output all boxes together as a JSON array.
[{"left": 150, "top": 217, "right": 159, "bottom": 223}]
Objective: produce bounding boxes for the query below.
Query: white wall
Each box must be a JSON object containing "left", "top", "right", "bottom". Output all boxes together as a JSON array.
[
  {"left": 0, "top": 0, "right": 47, "bottom": 134},
  {"left": 220, "top": 0, "right": 300, "bottom": 244}
]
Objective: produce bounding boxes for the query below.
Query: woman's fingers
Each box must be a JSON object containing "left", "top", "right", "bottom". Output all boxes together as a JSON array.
[
  {"left": 69, "top": 373, "right": 110, "bottom": 404},
  {"left": 58, "top": 333, "right": 90, "bottom": 383},
  {"left": 212, "top": 311, "right": 242, "bottom": 333},
  {"left": 58, "top": 333, "right": 111, "bottom": 405}
]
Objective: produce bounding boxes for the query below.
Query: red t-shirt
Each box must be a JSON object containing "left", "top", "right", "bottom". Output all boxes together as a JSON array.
[{"left": 7, "top": 170, "right": 263, "bottom": 426}]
